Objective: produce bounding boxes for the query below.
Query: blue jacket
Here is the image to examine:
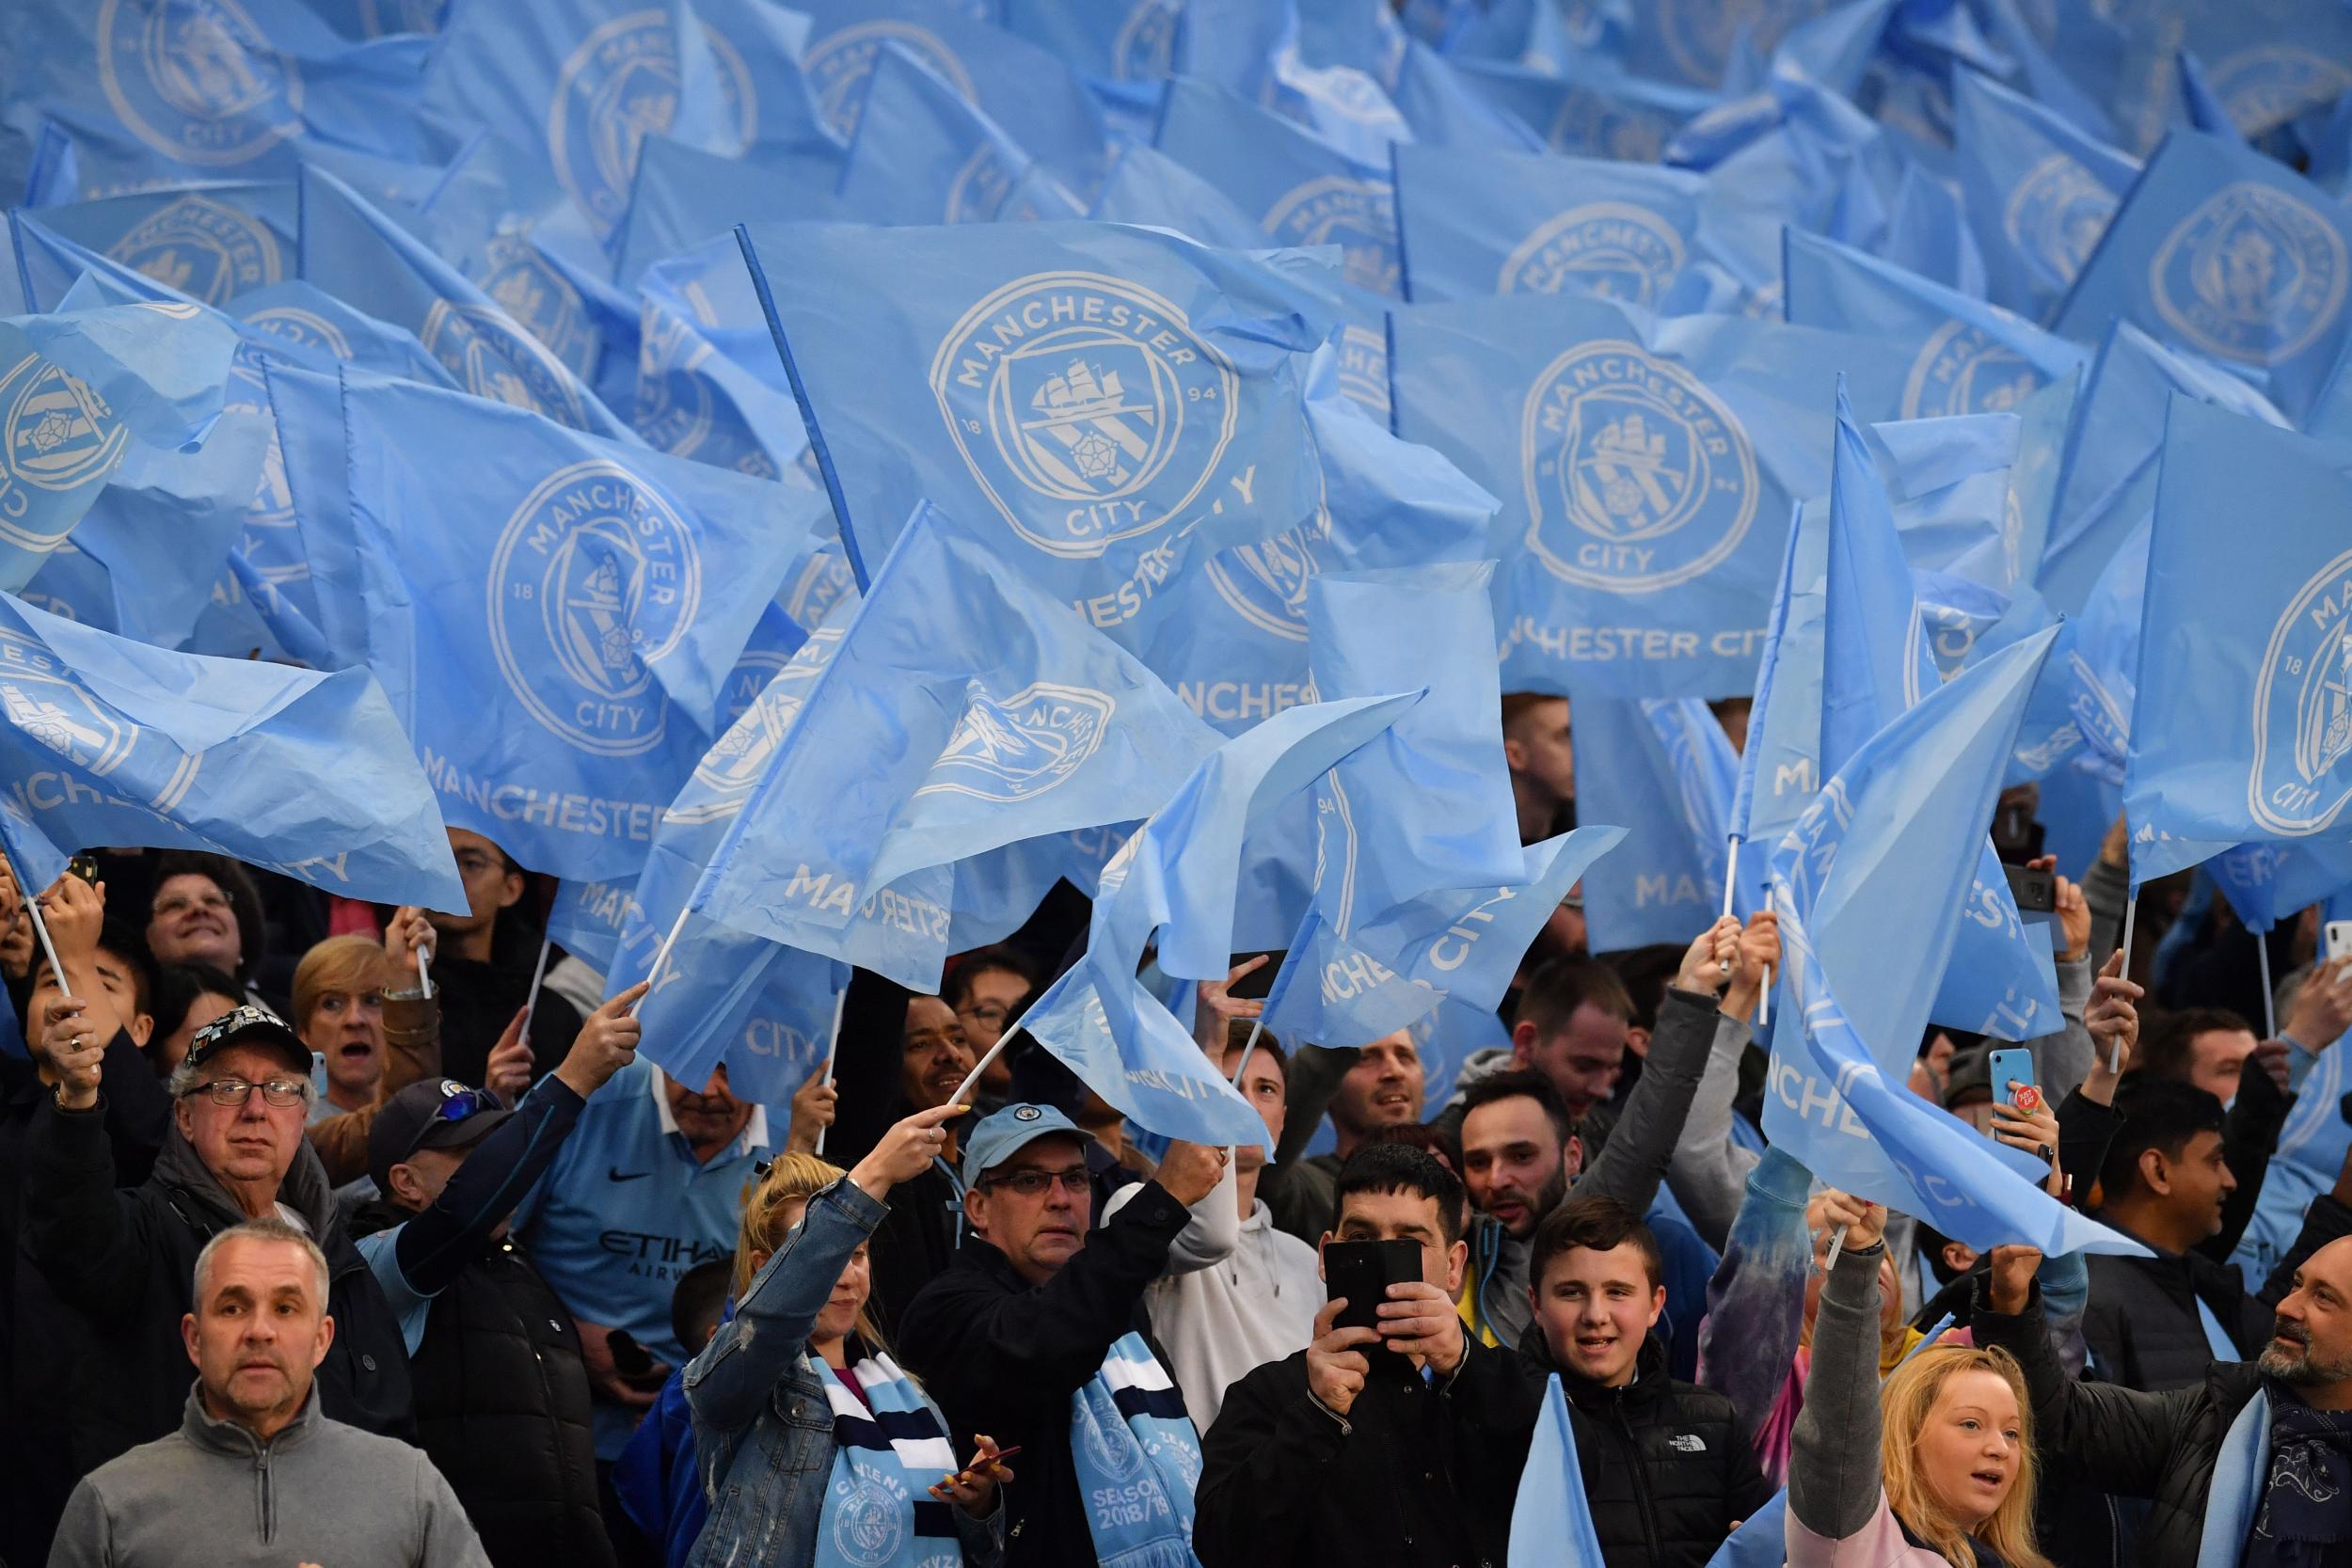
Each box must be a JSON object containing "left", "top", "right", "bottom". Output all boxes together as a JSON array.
[
  {"left": 682, "top": 1176, "right": 1001, "bottom": 1568},
  {"left": 612, "top": 1370, "right": 703, "bottom": 1568}
]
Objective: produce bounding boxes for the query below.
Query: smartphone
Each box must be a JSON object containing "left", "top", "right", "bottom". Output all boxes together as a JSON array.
[
  {"left": 2002, "top": 863, "right": 2057, "bottom": 914},
  {"left": 1324, "top": 1238, "right": 1422, "bottom": 1369},
  {"left": 1986, "top": 1047, "right": 2038, "bottom": 1116},
  {"left": 1991, "top": 802, "right": 2045, "bottom": 864},
  {"left": 2327, "top": 920, "right": 2352, "bottom": 967},
  {"left": 606, "top": 1328, "right": 657, "bottom": 1381},
  {"left": 64, "top": 854, "right": 99, "bottom": 886}
]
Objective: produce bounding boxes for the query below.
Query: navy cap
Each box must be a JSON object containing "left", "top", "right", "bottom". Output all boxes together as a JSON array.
[
  {"left": 368, "top": 1079, "right": 513, "bottom": 1195},
  {"left": 961, "top": 1101, "right": 1095, "bottom": 1187}
]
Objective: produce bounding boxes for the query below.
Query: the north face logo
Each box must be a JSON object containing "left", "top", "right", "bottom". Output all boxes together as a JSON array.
[{"left": 1668, "top": 1433, "right": 1706, "bottom": 1453}]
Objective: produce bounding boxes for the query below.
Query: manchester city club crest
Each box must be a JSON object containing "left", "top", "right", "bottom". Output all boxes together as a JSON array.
[
  {"left": 805, "top": 21, "right": 974, "bottom": 141},
  {"left": 548, "top": 11, "right": 680, "bottom": 238},
  {"left": 1900, "top": 321, "right": 2043, "bottom": 419},
  {"left": 477, "top": 232, "right": 598, "bottom": 380},
  {"left": 783, "top": 548, "right": 856, "bottom": 629},
  {"left": 2251, "top": 550, "right": 2352, "bottom": 837},
  {"left": 930, "top": 272, "right": 1240, "bottom": 558},
  {"left": 1111, "top": 0, "right": 1180, "bottom": 80},
  {"left": 2151, "top": 182, "right": 2349, "bottom": 366},
  {"left": 914, "top": 681, "right": 1116, "bottom": 802},
  {"left": 1500, "top": 202, "right": 1688, "bottom": 307},
  {"left": 683, "top": 627, "right": 840, "bottom": 810},
  {"left": 105, "top": 194, "right": 281, "bottom": 305},
  {"left": 0, "top": 351, "right": 131, "bottom": 526},
  {"left": 1655, "top": 0, "right": 1829, "bottom": 87},
  {"left": 1205, "top": 517, "right": 1325, "bottom": 642},
  {"left": 1078, "top": 1393, "right": 1144, "bottom": 1481},
  {"left": 2211, "top": 45, "right": 2352, "bottom": 139},
  {"left": 1548, "top": 97, "right": 1673, "bottom": 163},
  {"left": 240, "top": 305, "right": 352, "bottom": 362},
  {"left": 1263, "top": 177, "right": 1399, "bottom": 298},
  {"left": 0, "top": 627, "right": 159, "bottom": 791},
  {"left": 2002, "top": 153, "right": 2117, "bottom": 287},
  {"left": 97, "top": 0, "right": 304, "bottom": 166},
  {"left": 946, "top": 144, "right": 1017, "bottom": 226},
  {"left": 1519, "top": 341, "right": 1759, "bottom": 594},
  {"left": 635, "top": 308, "right": 716, "bottom": 459},
  {"left": 828, "top": 1475, "right": 909, "bottom": 1568},
  {"left": 421, "top": 300, "right": 592, "bottom": 431},
  {"left": 486, "top": 460, "right": 701, "bottom": 757}
]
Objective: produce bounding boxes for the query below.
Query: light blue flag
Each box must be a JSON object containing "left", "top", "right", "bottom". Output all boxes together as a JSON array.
[
  {"left": 1391, "top": 142, "right": 1777, "bottom": 312},
  {"left": 1950, "top": 68, "right": 2140, "bottom": 325},
  {"left": 1820, "top": 389, "right": 2060, "bottom": 1040},
  {"left": 1388, "top": 40, "right": 1550, "bottom": 152},
  {"left": 1, "top": 0, "right": 437, "bottom": 188},
  {"left": 1019, "top": 690, "right": 1419, "bottom": 1148},
  {"left": 1768, "top": 625, "right": 2145, "bottom": 1257},
  {"left": 635, "top": 234, "right": 814, "bottom": 481},
  {"left": 342, "top": 368, "right": 827, "bottom": 879},
  {"left": 0, "top": 298, "right": 239, "bottom": 592},
  {"left": 834, "top": 44, "right": 1083, "bottom": 227},
  {"left": 1141, "top": 373, "right": 1497, "bottom": 736},
  {"left": 1452, "top": 55, "right": 1724, "bottom": 164},
  {"left": 23, "top": 183, "right": 296, "bottom": 309},
  {"left": 1388, "top": 290, "right": 1916, "bottom": 700},
  {"left": 0, "top": 590, "right": 463, "bottom": 909},
  {"left": 999, "top": 0, "right": 1183, "bottom": 84},
  {"left": 2127, "top": 397, "right": 2352, "bottom": 887},
  {"left": 1265, "top": 824, "right": 1626, "bottom": 1049},
  {"left": 1782, "top": 228, "right": 2090, "bottom": 421},
  {"left": 1153, "top": 75, "right": 1401, "bottom": 300},
  {"left": 792, "top": 0, "right": 1111, "bottom": 195},
  {"left": 612, "top": 133, "right": 844, "bottom": 291},
  {"left": 734, "top": 217, "right": 1335, "bottom": 640},
  {"left": 295, "top": 166, "right": 628, "bottom": 437},
  {"left": 2037, "top": 319, "right": 2288, "bottom": 618},
  {"left": 2207, "top": 841, "right": 2352, "bottom": 937},
  {"left": 2055, "top": 128, "right": 2352, "bottom": 424},
  {"left": 1573, "top": 695, "right": 1735, "bottom": 949},
  {"left": 1510, "top": 1375, "right": 1607, "bottom": 1568},
  {"left": 688, "top": 499, "right": 1221, "bottom": 967}
]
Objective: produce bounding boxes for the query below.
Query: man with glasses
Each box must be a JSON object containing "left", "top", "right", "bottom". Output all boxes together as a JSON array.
[
  {"left": 351, "top": 982, "right": 649, "bottom": 1568},
  {"left": 423, "top": 827, "right": 584, "bottom": 1086},
  {"left": 897, "top": 1102, "right": 1229, "bottom": 1567},
  {"left": 946, "top": 943, "right": 1039, "bottom": 1108},
  {"left": 24, "top": 1003, "right": 417, "bottom": 1491}
]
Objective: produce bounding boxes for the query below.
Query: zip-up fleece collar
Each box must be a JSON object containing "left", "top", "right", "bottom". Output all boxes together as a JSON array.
[{"left": 178, "top": 1383, "right": 324, "bottom": 1542}]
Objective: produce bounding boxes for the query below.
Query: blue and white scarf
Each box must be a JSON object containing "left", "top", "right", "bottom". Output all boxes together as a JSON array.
[
  {"left": 813, "top": 1348, "right": 963, "bottom": 1568},
  {"left": 1069, "top": 1332, "right": 1203, "bottom": 1568}
]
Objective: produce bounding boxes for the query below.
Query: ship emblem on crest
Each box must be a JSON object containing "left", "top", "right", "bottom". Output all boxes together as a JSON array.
[
  {"left": 914, "top": 680, "right": 1115, "bottom": 802},
  {"left": 487, "top": 460, "right": 699, "bottom": 756},
  {"left": 477, "top": 232, "right": 598, "bottom": 379},
  {"left": 106, "top": 195, "right": 282, "bottom": 306},
  {"left": 2152, "top": 181, "right": 2349, "bottom": 366},
  {"left": 1520, "top": 341, "right": 1757, "bottom": 593},
  {"left": 1206, "top": 518, "right": 1325, "bottom": 641},
  {"left": 2003, "top": 154, "right": 2116, "bottom": 289},
  {"left": 1111, "top": 0, "right": 1180, "bottom": 80},
  {"left": 931, "top": 272, "right": 1237, "bottom": 557},
  {"left": 421, "top": 300, "right": 592, "bottom": 432},
  {"left": 1500, "top": 202, "right": 1687, "bottom": 307},
  {"left": 2253, "top": 550, "right": 2352, "bottom": 837},
  {"left": 98, "top": 0, "right": 304, "bottom": 166},
  {"left": 548, "top": 12, "right": 756, "bottom": 240},
  {"left": 1263, "top": 177, "right": 1399, "bottom": 298},
  {"left": 1901, "top": 321, "right": 2043, "bottom": 419},
  {"left": 1, "top": 350, "right": 131, "bottom": 538},
  {"left": 805, "top": 22, "right": 973, "bottom": 140},
  {"left": 2211, "top": 45, "right": 2352, "bottom": 139},
  {"left": 0, "top": 628, "right": 188, "bottom": 806}
]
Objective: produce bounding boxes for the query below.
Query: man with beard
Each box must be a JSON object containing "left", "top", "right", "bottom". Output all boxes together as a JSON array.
[
  {"left": 1975, "top": 1231, "right": 2352, "bottom": 1568},
  {"left": 1263, "top": 1027, "right": 1426, "bottom": 1243},
  {"left": 49, "top": 1220, "right": 486, "bottom": 1568}
]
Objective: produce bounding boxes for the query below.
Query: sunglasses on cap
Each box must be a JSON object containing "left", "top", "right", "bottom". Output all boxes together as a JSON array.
[{"left": 397, "top": 1083, "right": 504, "bottom": 1165}]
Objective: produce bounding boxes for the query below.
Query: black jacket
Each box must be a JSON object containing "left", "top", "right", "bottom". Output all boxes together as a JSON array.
[
  {"left": 1521, "top": 1334, "right": 1774, "bottom": 1568},
  {"left": 2081, "top": 1193, "right": 2352, "bottom": 1393},
  {"left": 1972, "top": 1275, "right": 2273, "bottom": 1568},
  {"left": 896, "top": 1180, "right": 1191, "bottom": 1568},
  {"left": 429, "top": 941, "right": 584, "bottom": 1088},
  {"left": 21, "top": 1097, "right": 415, "bottom": 1479},
  {"left": 1196, "top": 1337, "right": 1531, "bottom": 1568},
  {"left": 351, "top": 1071, "right": 604, "bottom": 1568}
]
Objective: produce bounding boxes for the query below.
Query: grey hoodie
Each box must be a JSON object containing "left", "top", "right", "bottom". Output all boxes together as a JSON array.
[{"left": 49, "top": 1385, "right": 485, "bottom": 1568}]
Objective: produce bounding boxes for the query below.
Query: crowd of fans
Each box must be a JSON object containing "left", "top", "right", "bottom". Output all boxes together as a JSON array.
[{"left": 3, "top": 691, "right": 2351, "bottom": 1568}]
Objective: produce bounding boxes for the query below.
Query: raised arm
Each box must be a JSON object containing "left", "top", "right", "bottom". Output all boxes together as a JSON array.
[
  {"left": 1574, "top": 977, "right": 1722, "bottom": 1217},
  {"left": 1697, "top": 1144, "right": 1814, "bottom": 1439},
  {"left": 1664, "top": 913, "right": 1773, "bottom": 1249},
  {"left": 1786, "top": 1198, "right": 1891, "bottom": 1547}
]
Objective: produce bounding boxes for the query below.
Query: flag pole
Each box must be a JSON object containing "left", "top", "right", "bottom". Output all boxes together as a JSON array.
[
  {"left": 24, "top": 890, "right": 72, "bottom": 1002},
  {"left": 2112, "top": 895, "right": 2137, "bottom": 1073},
  {"left": 632, "top": 905, "right": 692, "bottom": 1018},
  {"left": 946, "top": 1034, "right": 1010, "bottom": 1110},
  {"left": 517, "top": 931, "right": 553, "bottom": 1048},
  {"left": 1720, "top": 837, "right": 1739, "bottom": 921},
  {"left": 415, "top": 942, "right": 435, "bottom": 1001},
  {"left": 1228, "top": 1016, "right": 1266, "bottom": 1086},
  {"left": 815, "top": 985, "right": 850, "bottom": 1157},
  {"left": 2257, "top": 934, "right": 2277, "bottom": 1040}
]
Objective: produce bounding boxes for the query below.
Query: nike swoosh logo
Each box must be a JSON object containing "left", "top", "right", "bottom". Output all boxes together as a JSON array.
[{"left": 608, "top": 1167, "right": 651, "bottom": 1183}]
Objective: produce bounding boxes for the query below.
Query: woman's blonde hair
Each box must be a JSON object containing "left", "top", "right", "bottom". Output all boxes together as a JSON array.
[
  {"left": 292, "top": 936, "right": 396, "bottom": 1040},
  {"left": 732, "top": 1153, "right": 887, "bottom": 1352},
  {"left": 1879, "top": 1344, "right": 2053, "bottom": 1568}
]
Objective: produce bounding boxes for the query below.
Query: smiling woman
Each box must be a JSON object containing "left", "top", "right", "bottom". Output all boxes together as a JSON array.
[{"left": 145, "top": 850, "right": 265, "bottom": 989}]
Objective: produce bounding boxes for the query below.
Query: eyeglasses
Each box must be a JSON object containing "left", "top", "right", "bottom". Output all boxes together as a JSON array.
[
  {"left": 187, "top": 1077, "right": 311, "bottom": 1108},
  {"left": 396, "top": 1085, "right": 501, "bottom": 1164},
  {"left": 980, "top": 1166, "right": 1089, "bottom": 1197},
  {"left": 955, "top": 1002, "right": 1010, "bottom": 1028}
]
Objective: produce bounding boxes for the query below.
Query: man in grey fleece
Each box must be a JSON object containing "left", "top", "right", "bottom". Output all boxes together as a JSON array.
[{"left": 48, "top": 1219, "right": 486, "bottom": 1568}]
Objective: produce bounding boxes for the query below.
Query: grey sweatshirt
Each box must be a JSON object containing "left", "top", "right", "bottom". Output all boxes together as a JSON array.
[{"left": 49, "top": 1386, "right": 487, "bottom": 1568}]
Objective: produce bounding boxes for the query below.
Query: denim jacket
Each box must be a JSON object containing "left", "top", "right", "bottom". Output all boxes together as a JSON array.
[{"left": 682, "top": 1176, "right": 1002, "bottom": 1568}]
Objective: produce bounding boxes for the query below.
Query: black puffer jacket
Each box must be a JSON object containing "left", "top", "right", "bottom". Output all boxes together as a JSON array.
[
  {"left": 22, "top": 1099, "right": 414, "bottom": 1480},
  {"left": 1519, "top": 1333, "right": 1775, "bottom": 1568},
  {"left": 1971, "top": 1275, "right": 2271, "bottom": 1568}
]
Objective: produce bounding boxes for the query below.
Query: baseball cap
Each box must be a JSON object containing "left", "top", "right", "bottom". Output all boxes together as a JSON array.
[
  {"left": 183, "top": 1005, "right": 309, "bottom": 1079},
  {"left": 961, "top": 1102, "right": 1096, "bottom": 1187},
  {"left": 368, "top": 1079, "right": 513, "bottom": 1194},
  {"left": 1942, "top": 1047, "right": 1994, "bottom": 1110}
]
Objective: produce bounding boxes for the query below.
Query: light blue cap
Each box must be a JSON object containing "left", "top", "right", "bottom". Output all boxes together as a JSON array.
[{"left": 961, "top": 1101, "right": 1095, "bottom": 1187}]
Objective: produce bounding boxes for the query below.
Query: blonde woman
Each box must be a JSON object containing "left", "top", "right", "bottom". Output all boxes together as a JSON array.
[
  {"left": 683, "top": 1103, "right": 1009, "bottom": 1568},
  {"left": 1787, "top": 1195, "right": 2053, "bottom": 1568}
]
